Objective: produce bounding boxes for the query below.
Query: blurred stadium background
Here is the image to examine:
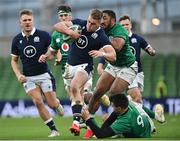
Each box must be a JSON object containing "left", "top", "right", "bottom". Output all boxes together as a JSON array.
[{"left": 0, "top": 0, "right": 180, "bottom": 139}]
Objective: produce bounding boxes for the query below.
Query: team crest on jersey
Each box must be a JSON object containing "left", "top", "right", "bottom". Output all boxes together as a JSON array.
[
  {"left": 130, "top": 46, "right": 136, "bottom": 55},
  {"left": 61, "top": 43, "right": 69, "bottom": 52},
  {"left": 34, "top": 36, "right": 40, "bottom": 42},
  {"left": 131, "top": 38, "right": 137, "bottom": 43},
  {"left": 76, "top": 35, "right": 88, "bottom": 49},
  {"left": 91, "top": 33, "right": 98, "bottom": 39},
  {"left": 23, "top": 45, "right": 37, "bottom": 58},
  {"left": 56, "top": 38, "right": 61, "bottom": 43}
]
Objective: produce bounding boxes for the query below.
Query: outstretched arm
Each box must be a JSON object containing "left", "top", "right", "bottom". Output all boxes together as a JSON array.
[
  {"left": 88, "top": 45, "right": 116, "bottom": 62},
  {"left": 82, "top": 108, "right": 115, "bottom": 138},
  {"left": 54, "top": 21, "right": 80, "bottom": 39}
]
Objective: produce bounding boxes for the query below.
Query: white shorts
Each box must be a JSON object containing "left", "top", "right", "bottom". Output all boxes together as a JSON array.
[
  {"left": 128, "top": 72, "right": 144, "bottom": 92},
  {"left": 23, "top": 72, "right": 56, "bottom": 93},
  {"left": 62, "top": 63, "right": 92, "bottom": 87},
  {"left": 104, "top": 61, "right": 138, "bottom": 85}
]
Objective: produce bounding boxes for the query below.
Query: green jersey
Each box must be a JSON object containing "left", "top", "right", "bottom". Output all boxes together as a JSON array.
[
  {"left": 50, "top": 31, "right": 72, "bottom": 72},
  {"left": 107, "top": 24, "right": 135, "bottom": 67},
  {"left": 111, "top": 102, "right": 152, "bottom": 138}
]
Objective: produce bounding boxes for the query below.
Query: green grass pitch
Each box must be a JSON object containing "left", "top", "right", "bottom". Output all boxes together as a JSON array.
[{"left": 0, "top": 114, "right": 180, "bottom": 140}]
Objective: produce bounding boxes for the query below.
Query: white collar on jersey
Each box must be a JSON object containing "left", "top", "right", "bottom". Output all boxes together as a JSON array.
[
  {"left": 128, "top": 31, "right": 133, "bottom": 37},
  {"left": 21, "top": 27, "right": 36, "bottom": 37},
  {"left": 95, "top": 27, "right": 101, "bottom": 32}
]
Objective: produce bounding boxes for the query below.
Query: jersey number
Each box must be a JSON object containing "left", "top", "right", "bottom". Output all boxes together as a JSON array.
[{"left": 137, "top": 115, "right": 144, "bottom": 127}]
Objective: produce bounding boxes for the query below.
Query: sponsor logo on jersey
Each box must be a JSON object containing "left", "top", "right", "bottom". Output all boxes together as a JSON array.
[
  {"left": 61, "top": 43, "right": 69, "bottom": 52},
  {"left": 131, "top": 38, "right": 137, "bottom": 43},
  {"left": 34, "top": 36, "right": 40, "bottom": 42},
  {"left": 76, "top": 35, "right": 88, "bottom": 49},
  {"left": 23, "top": 45, "right": 37, "bottom": 58}
]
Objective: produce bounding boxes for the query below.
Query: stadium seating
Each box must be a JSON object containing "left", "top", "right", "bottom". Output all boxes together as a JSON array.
[
  {"left": 177, "top": 55, "right": 180, "bottom": 97},
  {"left": 141, "top": 55, "right": 153, "bottom": 98},
  {"left": 164, "top": 54, "right": 177, "bottom": 97},
  {"left": 151, "top": 54, "right": 166, "bottom": 97},
  {"left": 0, "top": 55, "right": 179, "bottom": 101}
]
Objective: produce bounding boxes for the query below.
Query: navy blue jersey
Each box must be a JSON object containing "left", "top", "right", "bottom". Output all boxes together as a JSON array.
[
  {"left": 68, "top": 19, "right": 111, "bottom": 71},
  {"left": 11, "top": 28, "right": 51, "bottom": 76},
  {"left": 129, "top": 33, "right": 150, "bottom": 72}
]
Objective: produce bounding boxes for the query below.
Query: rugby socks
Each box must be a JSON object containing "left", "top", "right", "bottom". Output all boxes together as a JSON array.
[
  {"left": 44, "top": 118, "right": 58, "bottom": 131},
  {"left": 71, "top": 101, "right": 83, "bottom": 123},
  {"left": 143, "top": 106, "right": 155, "bottom": 119}
]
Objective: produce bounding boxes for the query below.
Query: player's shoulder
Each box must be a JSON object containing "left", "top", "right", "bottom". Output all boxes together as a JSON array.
[
  {"left": 114, "top": 23, "right": 125, "bottom": 30},
  {"left": 114, "top": 23, "right": 128, "bottom": 34},
  {"left": 132, "top": 33, "right": 145, "bottom": 40},
  {"left": 51, "top": 30, "right": 62, "bottom": 37},
  {"left": 72, "top": 18, "right": 86, "bottom": 26},
  {"left": 35, "top": 29, "right": 51, "bottom": 39},
  {"left": 36, "top": 29, "right": 49, "bottom": 35},
  {"left": 12, "top": 32, "right": 22, "bottom": 42},
  {"left": 96, "top": 27, "right": 109, "bottom": 39}
]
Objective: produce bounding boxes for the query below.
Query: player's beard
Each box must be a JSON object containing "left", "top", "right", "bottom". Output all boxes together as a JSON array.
[{"left": 102, "top": 22, "right": 112, "bottom": 32}]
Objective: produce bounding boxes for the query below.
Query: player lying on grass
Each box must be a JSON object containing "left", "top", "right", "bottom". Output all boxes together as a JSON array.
[{"left": 82, "top": 93, "right": 155, "bottom": 138}]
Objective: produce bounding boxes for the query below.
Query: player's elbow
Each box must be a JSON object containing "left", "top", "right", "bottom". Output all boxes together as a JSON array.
[
  {"left": 112, "top": 53, "right": 116, "bottom": 62},
  {"left": 109, "top": 51, "right": 116, "bottom": 62}
]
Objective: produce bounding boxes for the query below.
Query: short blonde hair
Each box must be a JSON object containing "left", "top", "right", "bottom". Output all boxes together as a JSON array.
[
  {"left": 19, "top": 9, "right": 33, "bottom": 17},
  {"left": 90, "top": 9, "right": 102, "bottom": 20}
]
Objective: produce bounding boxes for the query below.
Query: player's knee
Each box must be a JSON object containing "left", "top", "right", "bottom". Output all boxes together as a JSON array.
[
  {"left": 47, "top": 99, "right": 59, "bottom": 109},
  {"left": 70, "top": 85, "right": 79, "bottom": 95},
  {"left": 33, "top": 99, "right": 44, "bottom": 109}
]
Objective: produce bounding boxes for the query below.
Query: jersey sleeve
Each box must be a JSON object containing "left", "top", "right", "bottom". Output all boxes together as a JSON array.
[
  {"left": 86, "top": 118, "right": 115, "bottom": 138},
  {"left": 139, "top": 35, "right": 150, "bottom": 50},
  {"left": 50, "top": 31, "right": 59, "bottom": 51},
  {"left": 99, "top": 31, "right": 111, "bottom": 48},
  {"left": 72, "top": 18, "right": 86, "bottom": 27},
  {"left": 111, "top": 116, "right": 131, "bottom": 135},
  {"left": 114, "top": 24, "right": 129, "bottom": 41},
  {"left": 98, "top": 57, "right": 106, "bottom": 65},
  {"left": 44, "top": 31, "right": 51, "bottom": 47},
  {"left": 11, "top": 37, "right": 19, "bottom": 56}
]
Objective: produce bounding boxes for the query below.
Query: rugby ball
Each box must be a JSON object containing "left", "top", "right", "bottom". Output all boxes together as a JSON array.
[{"left": 63, "top": 24, "right": 82, "bottom": 41}]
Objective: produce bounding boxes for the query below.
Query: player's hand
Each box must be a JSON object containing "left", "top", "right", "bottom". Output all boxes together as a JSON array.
[
  {"left": 82, "top": 107, "right": 91, "bottom": 121},
  {"left": 147, "top": 47, "right": 156, "bottom": 56},
  {"left": 38, "top": 54, "right": 47, "bottom": 63},
  {"left": 88, "top": 50, "right": 104, "bottom": 58},
  {"left": 18, "top": 74, "right": 27, "bottom": 83}
]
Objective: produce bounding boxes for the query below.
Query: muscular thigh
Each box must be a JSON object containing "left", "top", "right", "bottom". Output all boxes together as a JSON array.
[
  {"left": 44, "top": 91, "right": 58, "bottom": 105},
  {"left": 71, "top": 71, "right": 89, "bottom": 90},
  {"left": 27, "top": 87, "right": 43, "bottom": 102},
  {"left": 95, "top": 71, "right": 115, "bottom": 94},
  {"left": 109, "top": 77, "right": 129, "bottom": 95}
]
